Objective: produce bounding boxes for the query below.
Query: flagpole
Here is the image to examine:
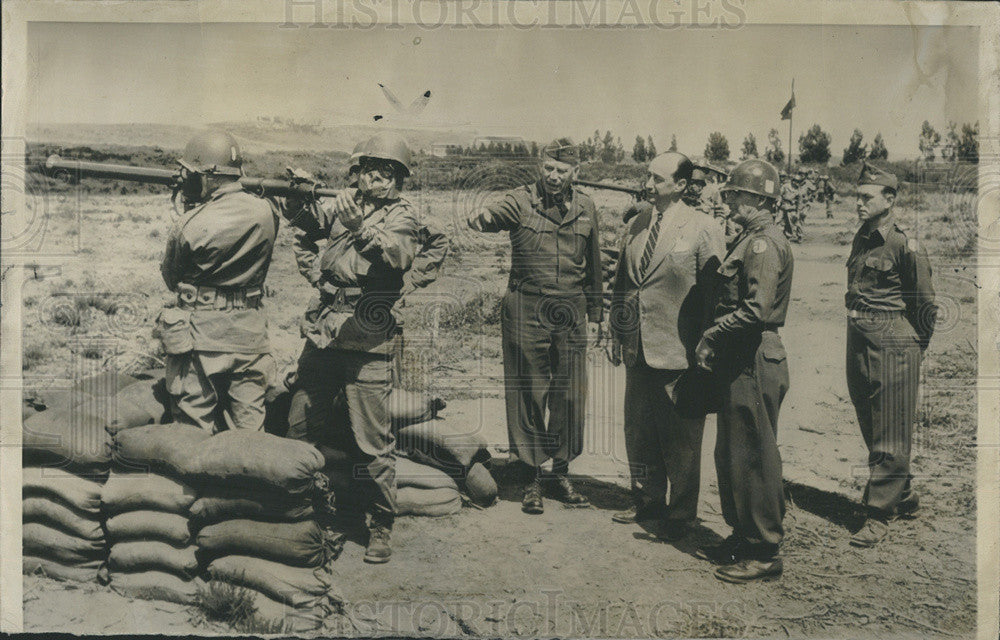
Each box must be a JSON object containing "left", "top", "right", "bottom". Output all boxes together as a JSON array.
[{"left": 787, "top": 79, "right": 794, "bottom": 173}]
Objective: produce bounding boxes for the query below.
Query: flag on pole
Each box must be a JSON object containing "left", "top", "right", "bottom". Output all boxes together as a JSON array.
[{"left": 780, "top": 91, "right": 796, "bottom": 120}]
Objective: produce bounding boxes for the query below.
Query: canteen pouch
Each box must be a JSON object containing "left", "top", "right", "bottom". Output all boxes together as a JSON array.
[{"left": 154, "top": 307, "right": 194, "bottom": 355}]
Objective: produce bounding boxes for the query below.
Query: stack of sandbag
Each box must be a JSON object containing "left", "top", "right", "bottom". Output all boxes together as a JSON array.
[
  {"left": 103, "top": 423, "right": 208, "bottom": 604},
  {"left": 395, "top": 456, "right": 462, "bottom": 517},
  {"left": 395, "top": 418, "right": 498, "bottom": 508},
  {"left": 189, "top": 431, "right": 338, "bottom": 632},
  {"left": 22, "top": 373, "right": 121, "bottom": 583}
]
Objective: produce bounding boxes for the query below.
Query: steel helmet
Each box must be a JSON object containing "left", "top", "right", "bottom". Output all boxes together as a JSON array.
[
  {"left": 360, "top": 132, "right": 412, "bottom": 177},
  {"left": 181, "top": 130, "right": 243, "bottom": 176},
  {"left": 722, "top": 159, "right": 780, "bottom": 200},
  {"left": 348, "top": 141, "right": 365, "bottom": 174}
]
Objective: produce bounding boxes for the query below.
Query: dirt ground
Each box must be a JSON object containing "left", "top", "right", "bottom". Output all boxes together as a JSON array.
[{"left": 19, "top": 189, "right": 978, "bottom": 637}]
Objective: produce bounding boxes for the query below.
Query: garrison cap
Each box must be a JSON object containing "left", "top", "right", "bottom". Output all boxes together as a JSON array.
[
  {"left": 858, "top": 161, "right": 898, "bottom": 191},
  {"left": 541, "top": 138, "right": 579, "bottom": 165}
]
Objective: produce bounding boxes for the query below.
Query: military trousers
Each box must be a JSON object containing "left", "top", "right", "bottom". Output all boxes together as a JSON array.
[
  {"left": 714, "top": 331, "right": 789, "bottom": 555},
  {"left": 846, "top": 313, "right": 922, "bottom": 515},
  {"left": 165, "top": 351, "right": 275, "bottom": 433},
  {"left": 286, "top": 342, "right": 397, "bottom": 515},
  {"left": 501, "top": 289, "right": 588, "bottom": 470},
  {"left": 624, "top": 360, "right": 706, "bottom": 522}
]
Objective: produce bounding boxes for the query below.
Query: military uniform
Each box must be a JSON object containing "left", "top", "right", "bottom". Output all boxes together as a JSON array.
[
  {"left": 467, "top": 180, "right": 603, "bottom": 472},
  {"left": 779, "top": 182, "right": 803, "bottom": 242},
  {"left": 285, "top": 189, "right": 420, "bottom": 515},
  {"left": 701, "top": 209, "right": 793, "bottom": 559},
  {"left": 846, "top": 216, "right": 935, "bottom": 516},
  {"left": 158, "top": 182, "right": 279, "bottom": 432},
  {"left": 401, "top": 216, "right": 450, "bottom": 297}
]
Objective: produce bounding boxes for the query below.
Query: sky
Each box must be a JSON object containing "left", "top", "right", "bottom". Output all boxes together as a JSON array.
[{"left": 26, "top": 22, "right": 980, "bottom": 158}]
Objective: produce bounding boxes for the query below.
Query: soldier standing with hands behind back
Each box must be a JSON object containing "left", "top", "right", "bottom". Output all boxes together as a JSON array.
[
  {"left": 695, "top": 159, "right": 793, "bottom": 583},
  {"left": 467, "top": 138, "right": 603, "bottom": 515},
  {"left": 846, "top": 162, "right": 936, "bottom": 548}
]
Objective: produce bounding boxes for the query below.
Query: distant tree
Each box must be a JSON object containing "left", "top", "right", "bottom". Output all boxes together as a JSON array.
[
  {"left": 765, "top": 128, "right": 785, "bottom": 165},
  {"left": 668, "top": 134, "right": 678, "bottom": 152},
  {"left": 646, "top": 135, "right": 657, "bottom": 159},
  {"left": 958, "top": 121, "right": 979, "bottom": 163},
  {"left": 741, "top": 133, "right": 759, "bottom": 160},
  {"left": 842, "top": 129, "right": 867, "bottom": 165},
  {"left": 530, "top": 141, "right": 539, "bottom": 157},
  {"left": 632, "top": 135, "right": 648, "bottom": 163},
  {"left": 600, "top": 130, "right": 618, "bottom": 164},
  {"left": 868, "top": 133, "right": 888, "bottom": 161},
  {"left": 798, "top": 124, "right": 832, "bottom": 164},
  {"left": 942, "top": 122, "right": 959, "bottom": 162},
  {"left": 615, "top": 137, "right": 627, "bottom": 163},
  {"left": 704, "top": 132, "right": 730, "bottom": 163},
  {"left": 919, "top": 121, "right": 941, "bottom": 162}
]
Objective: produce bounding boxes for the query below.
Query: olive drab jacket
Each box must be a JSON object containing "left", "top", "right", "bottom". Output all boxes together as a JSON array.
[
  {"left": 402, "top": 216, "right": 450, "bottom": 296},
  {"left": 289, "top": 190, "right": 421, "bottom": 353},
  {"left": 846, "top": 215, "right": 936, "bottom": 348},
  {"left": 158, "top": 182, "right": 279, "bottom": 354},
  {"left": 467, "top": 181, "right": 604, "bottom": 322},
  {"left": 702, "top": 210, "right": 794, "bottom": 355}
]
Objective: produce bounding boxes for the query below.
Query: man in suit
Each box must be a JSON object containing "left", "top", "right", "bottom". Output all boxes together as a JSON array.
[{"left": 609, "top": 152, "right": 726, "bottom": 540}]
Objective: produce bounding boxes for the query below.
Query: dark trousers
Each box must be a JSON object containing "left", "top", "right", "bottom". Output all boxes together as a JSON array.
[
  {"left": 846, "top": 314, "right": 921, "bottom": 515},
  {"left": 287, "top": 342, "right": 397, "bottom": 515},
  {"left": 715, "top": 331, "right": 789, "bottom": 555},
  {"left": 500, "top": 289, "right": 588, "bottom": 470},
  {"left": 624, "top": 362, "right": 706, "bottom": 522}
]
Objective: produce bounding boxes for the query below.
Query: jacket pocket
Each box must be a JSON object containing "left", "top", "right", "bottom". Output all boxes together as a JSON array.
[
  {"left": 760, "top": 336, "right": 787, "bottom": 363},
  {"left": 155, "top": 308, "right": 194, "bottom": 355}
]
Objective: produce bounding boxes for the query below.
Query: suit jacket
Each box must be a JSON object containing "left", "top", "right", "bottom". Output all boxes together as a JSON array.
[{"left": 612, "top": 200, "right": 725, "bottom": 370}]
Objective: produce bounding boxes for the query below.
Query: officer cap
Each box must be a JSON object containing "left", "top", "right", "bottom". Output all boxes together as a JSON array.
[
  {"left": 858, "top": 161, "right": 898, "bottom": 191},
  {"left": 541, "top": 138, "right": 579, "bottom": 165},
  {"left": 181, "top": 130, "right": 243, "bottom": 177},
  {"left": 722, "top": 159, "right": 780, "bottom": 200}
]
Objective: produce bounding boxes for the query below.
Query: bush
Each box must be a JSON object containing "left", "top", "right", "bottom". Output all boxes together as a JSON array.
[{"left": 439, "top": 290, "right": 502, "bottom": 332}]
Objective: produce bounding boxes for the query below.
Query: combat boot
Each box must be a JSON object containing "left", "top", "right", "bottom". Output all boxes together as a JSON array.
[
  {"left": 612, "top": 501, "right": 668, "bottom": 524},
  {"left": 522, "top": 479, "right": 544, "bottom": 515},
  {"left": 695, "top": 535, "right": 743, "bottom": 565},
  {"left": 364, "top": 507, "right": 394, "bottom": 564},
  {"left": 714, "top": 557, "right": 783, "bottom": 583},
  {"left": 849, "top": 516, "right": 889, "bottom": 548},
  {"left": 546, "top": 475, "right": 590, "bottom": 508}
]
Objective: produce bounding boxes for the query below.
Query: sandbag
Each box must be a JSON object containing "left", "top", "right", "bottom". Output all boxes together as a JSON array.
[
  {"left": 197, "top": 519, "right": 333, "bottom": 568},
  {"left": 187, "top": 431, "right": 324, "bottom": 494},
  {"left": 24, "top": 555, "right": 103, "bottom": 583},
  {"left": 111, "top": 423, "right": 209, "bottom": 476},
  {"left": 205, "top": 555, "right": 333, "bottom": 608},
  {"left": 244, "top": 587, "right": 329, "bottom": 633},
  {"left": 389, "top": 389, "right": 444, "bottom": 428},
  {"left": 23, "top": 497, "right": 104, "bottom": 541},
  {"left": 396, "top": 486, "right": 462, "bottom": 517},
  {"left": 396, "top": 419, "right": 490, "bottom": 470},
  {"left": 105, "top": 511, "right": 192, "bottom": 546},
  {"left": 108, "top": 541, "right": 199, "bottom": 578},
  {"left": 109, "top": 571, "right": 203, "bottom": 605},
  {"left": 462, "top": 461, "right": 498, "bottom": 506},
  {"left": 189, "top": 490, "right": 314, "bottom": 526},
  {"left": 395, "top": 456, "right": 460, "bottom": 491},
  {"left": 101, "top": 469, "right": 197, "bottom": 515},
  {"left": 72, "top": 370, "right": 140, "bottom": 397},
  {"left": 23, "top": 406, "right": 112, "bottom": 472},
  {"left": 23, "top": 523, "right": 106, "bottom": 564},
  {"left": 105, "top": 378, "right": 171, "bottom": 434},
  {"left": 23, "top": 466, "right": 102, "bottom": 515}
]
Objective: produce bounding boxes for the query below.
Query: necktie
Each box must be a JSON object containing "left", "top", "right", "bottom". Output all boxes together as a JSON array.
[{"left": 638, "top": 210, "right": 663, "bottom": 279}]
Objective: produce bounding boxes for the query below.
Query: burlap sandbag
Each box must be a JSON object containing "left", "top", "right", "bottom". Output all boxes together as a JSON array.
[
  {"left": 105, "top": 511, "right": 192, "bottom": 546},
  {"left": 109, "top": 571, "right": 204, "bottom": 605},
  {"left": 189, "top": 490, "right": 314, "bottom": 526},
  {"left": 187, "top": 431, "right": 325, "bottom": 494},
  {"left": 101, "top": 469, "right": 197, "bottom": 515},
  {"left": 396, "top": 419, "right": 490, "bottom": 470},
  {"left": 72, "top": 370, "right": 141, "bottom": 397},
  {"left": 205, "top": 555, "right": 334, "bottom": 608},
  {"left": 23, "top": 523, "right": 106, "bottom": 564},
  {"left": 243, "top": 587, "right": 329, "bottom": 633},
  {"left": 23, "top": 406, "right": 112, "bottom": 473},
  {"left": 197, "top": 519, "right": 333, "bottom": 568},
  {"left": 111, "top": 423, "right": 209, "bottom": 476},
  {"left": 105, "top": 378, "right": 171, "bottom": 434},
  {"left": 23, "top": 497, "right": 104, "bottom": 541},
  {"left": 24, "top": 555, "right": 103, "bottom": 583},
  {"left": 396, "top": 486, "right": 462, "bottom": 517},
  {"left": 108, "top": 541, "right": 199, "bottom": 578},
  {"left": 395, "top": 456, "right": 459, "bottom": 491},
  {"left": 23, "top": 466, "right": 102, "bottom": 515}
]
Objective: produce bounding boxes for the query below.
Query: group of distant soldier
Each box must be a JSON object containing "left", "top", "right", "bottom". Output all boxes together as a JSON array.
[
  {"left": 777, "top": 167, "right": 837, "bottom": 242},
  {"left": 150, "top": 130, "right": 935, "bottom": 584}
]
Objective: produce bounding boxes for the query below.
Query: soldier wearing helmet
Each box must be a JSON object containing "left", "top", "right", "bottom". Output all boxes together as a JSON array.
[
  {"left": 284, "top": 131, "right": 421, "bottom": 565},
  {"left": 779, "top": 171, "right": 804, "bottom": 243},
  {"left": 158, "top": 130, "right": 280, "bottom": 434},
  {"left": 466, "top": 138, "right": 603, "bottom": 515},
  {"left": 693, "top": 158, "right": 793, "bottom": 583},
  {"left": 608, "top": 152, "right": 725, "bottom": 541}
]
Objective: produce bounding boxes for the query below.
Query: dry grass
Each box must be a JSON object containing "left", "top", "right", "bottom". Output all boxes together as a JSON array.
[{"left": 191, "top": 580, "right": 288, "bottom": 635}]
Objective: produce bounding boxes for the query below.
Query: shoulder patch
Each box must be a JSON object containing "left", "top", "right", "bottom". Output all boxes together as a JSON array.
[{"left": 752, "top": 238, "right": 768, "bottom": 254}]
